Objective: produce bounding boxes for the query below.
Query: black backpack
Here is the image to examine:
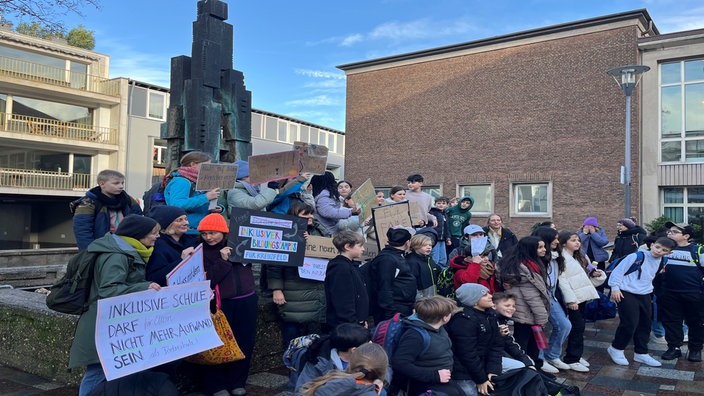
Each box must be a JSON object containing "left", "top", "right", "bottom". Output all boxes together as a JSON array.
[{"left": 142, "top": 176, "right": 195, "bottom": 214}]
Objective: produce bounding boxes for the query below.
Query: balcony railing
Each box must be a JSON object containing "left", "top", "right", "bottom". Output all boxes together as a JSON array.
[
  {"left": 0, "top": 56, "right": 120, "bottom": 97},
  {"left": 0, "top": 168, "right": 91, "bottom": 190},
  {"left": 0, "top": 113, "right": 117, "bottom": 144}
]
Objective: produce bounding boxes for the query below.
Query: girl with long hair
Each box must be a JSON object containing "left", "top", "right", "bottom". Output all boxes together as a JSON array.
[{"left": 310, "top": 171, "right": 360, "bottom": 235}]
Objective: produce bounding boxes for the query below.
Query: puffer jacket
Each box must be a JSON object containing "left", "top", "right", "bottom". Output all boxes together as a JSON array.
[
  {"left": 558, "top": 250, "right": 605, "bottom": 304},
  {"left": 314, "top": 189, "right": 353, "bottom": 235},
  {"left": 577, "top": 227, "right": 609, "bottom": 262},
  {"left": 445, "top": 306, "right": 504, "bottom": 383},
  {"left": 405, "top": 251, "right": 438, "bottom": 297},
  {"left": 369, "top": 246, "right": 417, "bottom": 322},
  {"left": 610, "top": 226, "right": 646, "bottom": 263},
  {"left": 164, "top": 172, "right": 217, "bottom": 235},
  {"left": 69, "top": 233, "right": 152, "bottom": 368},
  {"left": 496, "top": 262, "right": 550, "bottom": 326},
  {"left": 227, "top": 180, "right": 277, "bottom": 211},
  {"left": 72, "top": 187, "right": 143, "bottom": 250}
]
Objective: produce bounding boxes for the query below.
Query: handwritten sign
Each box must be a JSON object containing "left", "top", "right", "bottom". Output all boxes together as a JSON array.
[
  {"left": 195, "top": 163, "right": 238, "bottom": 191},
  {"left": 293, "top": 141, "right": 328, "bottom": 175},
  {"left": 95, "top": 281, "right": 220, "bottom": 381},
  {"left": 166, "top": 244, "right": 205, "bottom": 286},
  {"left": 228, "top": 208, "right": 308, "bottom": 266},
  {"left": 408, "top": 201, "right": 425, "bottom": 226},
  {"left": 298, "top": 257, "right": 328, "bottom": 281},
  {"left": 350, "top": 178, "right": 376, "bottom": 224},
  {"left": 372, "top": 202, "right": 413, "bottom": 250},
  {"left": 362, "top": 240, "right": 379, "bottom": 261},
  {"left": 305, "top": 235, "right": 379, "bottom": 262},
  {"left": 248, "top": 151, "right": 299, "bottom": 184}
]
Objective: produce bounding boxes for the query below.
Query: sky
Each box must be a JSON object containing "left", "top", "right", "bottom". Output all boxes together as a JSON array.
[{"left": 42, "top": 0, "right": 704, "bottom": 131}]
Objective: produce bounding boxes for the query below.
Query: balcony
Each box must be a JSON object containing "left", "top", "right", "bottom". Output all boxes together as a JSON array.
[
  {"left": 0, "top": 168, "right": 91, "bottom": 191},
  {"left": 0, "top": 56, "right": 120, "bottom": 97},
  {"left": 0, "top": 113, "right": 117, "bottom": 145}
]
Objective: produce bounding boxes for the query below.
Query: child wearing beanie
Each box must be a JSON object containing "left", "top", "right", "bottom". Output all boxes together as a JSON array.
[{"left": 196, "top": 213, "right": 257, "bottom": 396}]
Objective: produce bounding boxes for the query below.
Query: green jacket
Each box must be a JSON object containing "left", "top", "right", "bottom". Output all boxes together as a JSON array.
[
  {"left": 68, "top": 233, "right": 151, "bottom": 368},
  {"left": 446, "top": 196, "right": 475, "bottom": 237}
]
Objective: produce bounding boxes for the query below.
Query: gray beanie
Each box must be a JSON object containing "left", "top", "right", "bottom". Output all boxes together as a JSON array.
[{"left": 456, "top": 283, "right": 490, "bottom": 307}]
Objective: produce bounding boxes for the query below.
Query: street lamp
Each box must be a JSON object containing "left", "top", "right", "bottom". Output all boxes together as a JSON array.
[{"left": 607, "top": 65, "right": 650, "bottom": 218}]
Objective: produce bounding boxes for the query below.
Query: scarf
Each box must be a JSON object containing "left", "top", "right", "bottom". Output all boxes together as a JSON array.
[
  {"left": 176, "top": 166, "right": 200, "bottom": 183},
  {"left": 239, "top": 180, "right": 261, "bottom": 196},
  {"left": 89, "top": 186, "right": 133, "bottom": 210},
  {"left": 119, "top": 236, "right": 153, "bottom": 262},
  {"left": 522, "top": 259, "right": 541, "bottom": 274}
]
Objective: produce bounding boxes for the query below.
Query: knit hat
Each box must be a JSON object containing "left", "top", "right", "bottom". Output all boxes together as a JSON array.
[
  {"left": 463, "top": 224, "right": 484, "bottom": 236},
  {"left": 234, "top": 160, "right": 249, "bottom": 180},
  {"left": 583, "top": 217, "right": 599, "bottom": 227},
  {"left": 198, "top": 214, "right": 229, "bottom": 233},
  {"left": 617, "top": 218, "right": 636, "bottom": 229},
  {"left": 386, "top": 227, "right": 412, "bottom": 247},
  {"left": 148, "top": 205, "right": 187, "bottom": 229},
  {"left": 115, "top": 215, "right": 158, "bottom": 239},
  {"left": 456, "top": 283, "right": 490, "bottom": 307}
]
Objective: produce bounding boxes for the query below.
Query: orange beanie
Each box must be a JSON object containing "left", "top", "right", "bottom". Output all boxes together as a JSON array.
[{"left": 197, "top": 213, "right": 229, "bottom": 233}]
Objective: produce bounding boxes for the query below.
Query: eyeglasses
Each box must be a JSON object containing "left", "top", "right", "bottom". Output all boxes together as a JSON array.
[{"left": 667, "top": 229, "right": 683, "bottom": 234}]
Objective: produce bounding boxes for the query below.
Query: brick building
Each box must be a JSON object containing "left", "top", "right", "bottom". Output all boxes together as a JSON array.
[{"left": 338, "top": 10, "right": 658, "bottom": 236}]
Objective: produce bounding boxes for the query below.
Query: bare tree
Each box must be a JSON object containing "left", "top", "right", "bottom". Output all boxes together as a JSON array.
[{"left": 0, "top": 0, "right": 100, "bottom": 34}]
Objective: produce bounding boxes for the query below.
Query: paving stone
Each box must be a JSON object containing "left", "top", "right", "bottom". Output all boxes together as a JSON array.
[
  {"left": 637, "top": 366, "right": 695, "bottom": 381},
  {"left": 247, "top": 372, "right": 289, "bottom": 388}
]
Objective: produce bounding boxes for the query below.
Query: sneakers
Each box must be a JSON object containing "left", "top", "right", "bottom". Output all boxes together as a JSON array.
[
  {"left": 662, "top": 346, "right": 682, "bottom": 360},
  {"left": 688, "top": 350, "right": 702, "bottom": 362},
  {"left": 547, "top": 358, "right": 570, "bottom": 370},
  {"left": 579, "top": 357, "right": 590, "bottom": 367},
  {"left": 650, "top": 335, "right": 667, "bottom": 345},
  {"left": 684, "top": 334, "right": 689, "bottom": 343},
  {"left": 213, "top": 391, "right": 230, "bottom": 396},
  {"left": 634, "top": 353, "right": 662, "bottom": 367},
  {"left": 568, "top": 362, "right": 589, "bottom": 372},
  {"left": 541, "top": 361, "right": 559, "bottom": 373},
  {"left": 608, "top": 346, "right": 629, "bottom": 366},
  {"left": 231, "top": 388, "right": 247, "bottom": 396}
]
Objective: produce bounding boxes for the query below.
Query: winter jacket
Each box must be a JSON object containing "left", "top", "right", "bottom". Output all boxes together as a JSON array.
[
  {"left": 369, "top": 247, "right": 417, "bottom": 322},
  {"left": 577, "top": 227, "right": 609, "bottom": 263},
  {"left": 307, "top": 377, "right": 380, "bottom": 396},
  {"left": 202, "top": 239, "right": 255, "bottom": 299},
  {"left": 445, "top": 306, "right": 504, "bottom": 383},
  {"left": 495, "top": 262, "right": 550, "bottom": 326},
  {"left": 164, "top": 172, "right": 218, "bottom": 235},
  {"left": 661, "top": 244, "right": 704, "bottom": 293},
  {"left": 405, "top": 251, "right": 438, "bottom": 297},
  {"left": 449, "top": 255, "right": 500, "bottom": 293},
  {"left": 448, "top": 238, "right": 498, "bottom": 266},
  {"left": 267, "top": 176, "right": 309, "bottom": 214},
  {"left": 484, "top": 226, "right": 518, "bottom": 259},
  {"left": 69, "top": 233, "right": 152, "bottom": 368},
  {"left": 445, "top": 196, "right": 474, "bottom": 237},
  {"left": 295, "top": 339, "right": 345, "bottom": 395},
  {"left": 72, "top": 187, "right": 143, "bottom": 250},
  {"left": 325, "top": 255, "right": 369, "bottom": 328},
  {"left": 558, "top": 249, "right": 604, "bottom": 305},
  {"left": 495, "top": 313, "right": 535, "bottom": 367},
  {"left": 429, "top": 207, "right": 450, "bottom": 241},
  {"left": 314, "top": 189, "right": 354, "bottom": 235},
  {"left": 146, "top": 233, "right": 199, "bottom": 286},
  {"left": 226, "top": 180, "right": 277, "bottom": 212},
  {"left": 610, "top": 226, "right": 646, "bottom": 263}
]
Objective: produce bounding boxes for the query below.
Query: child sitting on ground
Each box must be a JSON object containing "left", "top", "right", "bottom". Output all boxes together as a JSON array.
[{"left": 492, "top": 292, "right": 536, "bottom": 372}]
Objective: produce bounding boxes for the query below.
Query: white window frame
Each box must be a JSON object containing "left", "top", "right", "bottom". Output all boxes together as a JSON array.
[
  {"left": 147, "top": 91, "right": 166, "bottom": 120},
  {"left": 661, "top": 186, "right": 704, "bottom": 223},
  {"left": 511, "top": 182, "right": 552, "bottom": 217},
  {"left": 458, "top": 184, "right": 493, "bottom": 216}
]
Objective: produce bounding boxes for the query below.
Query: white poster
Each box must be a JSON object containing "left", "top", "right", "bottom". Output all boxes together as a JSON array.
[
  {"left": 95, "top": 281, "right": 221, "bottom": 381},
  {"left": 298, "top": 257, "right": 329, "bottom": 281},
  {"left": 166, "top": 244, "right": 205, "bottom": 286}
]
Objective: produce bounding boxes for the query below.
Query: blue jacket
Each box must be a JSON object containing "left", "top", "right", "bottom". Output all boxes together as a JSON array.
[
  {"left": 164, "top": 172, "right": 214, "bottom": 235},
  {"left": 578, "top": 227, "right": 609, "bottom": 262},
  {"left": 146, "top": 233, "right": 199, "bottom": 286},
  {"left": 72, "top": 187, "right": 142, "bottom": 250}
]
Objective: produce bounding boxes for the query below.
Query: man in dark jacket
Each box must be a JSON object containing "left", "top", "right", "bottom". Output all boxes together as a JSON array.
[{"left": 369, "top": 227, "right": 416, "bottom": 323}]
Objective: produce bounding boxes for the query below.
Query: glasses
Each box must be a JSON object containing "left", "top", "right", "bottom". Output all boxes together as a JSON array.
[{"left": 667, "top": 229, "right": 682, "bottom": 234}]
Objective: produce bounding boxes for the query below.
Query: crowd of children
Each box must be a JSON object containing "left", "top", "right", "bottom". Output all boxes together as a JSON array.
[{"left": 68, "top": 161, "right": 704, "bottom": 396}]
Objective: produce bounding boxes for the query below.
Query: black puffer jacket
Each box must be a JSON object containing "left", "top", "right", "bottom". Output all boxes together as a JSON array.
[
  {"left": 369, "top": 247, "right": 417, "bottom": 322},
  {"left": 445, "top": 306, "right": 504, "bottom": 383},
  {"left": 610, "top": 226, "right": 646, "bottom": 263}
]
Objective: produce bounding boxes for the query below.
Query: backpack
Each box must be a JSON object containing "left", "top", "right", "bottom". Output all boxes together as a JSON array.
[
  {"left": 46, "top": 251, "right": 134, "bottom": 315},
  {"left": 435, "top": 267, "right": 456, "bottom": 298},
  {"left": 142, "top": 176, "right": 196, "bottom": 214},
  {"left": 283, "top": 333, "right": 320, "bottom": 390},
  {"left": 583, "top": 290, "right": 617, "bottom": 322},
  {"left": 538, "top": 371, "right": 580, "bottom": 396},
  {"left": 605, "top": 251, "right": 667, "bottom": 283}
]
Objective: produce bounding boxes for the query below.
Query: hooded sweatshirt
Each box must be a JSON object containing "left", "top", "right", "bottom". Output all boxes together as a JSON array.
[{"left": 446, "top": 196, "right": 474, "bottom": 237}]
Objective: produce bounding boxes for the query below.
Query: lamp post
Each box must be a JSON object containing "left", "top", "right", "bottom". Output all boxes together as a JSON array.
[{"left": 607, "top": 65, "right": 650, "bottom": 218}]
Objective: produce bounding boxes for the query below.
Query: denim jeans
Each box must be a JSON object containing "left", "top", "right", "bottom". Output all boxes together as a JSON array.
[
  {"left": 543, "top": 295, "right": 571, "bottom": 361},
  {"left": 431, "top": 242, "right": 448, "bottom": 268},
  {"left": 79, "top": 363, "right": 106, "bottom": 396},
  {"left": 652, "top": 295, "right": 665, "bottom": 337}
]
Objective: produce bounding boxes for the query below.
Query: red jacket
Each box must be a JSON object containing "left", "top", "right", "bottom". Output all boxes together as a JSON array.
[{"left": 449, "top": 255, "right": 500, "bottom": 293}]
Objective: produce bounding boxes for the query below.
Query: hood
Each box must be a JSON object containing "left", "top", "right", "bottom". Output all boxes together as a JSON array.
[
  {"left": 449, "top": 255, "right": 469, "bottom": 270},
  {"left": 86, "top": 233, "right": 142, "bottom": 263},
  {"left": 405, "top": 313, "right": 439, "bottom": 332},
  {"left": 458, "top": 196, "right": 475, "bottom": 211}
]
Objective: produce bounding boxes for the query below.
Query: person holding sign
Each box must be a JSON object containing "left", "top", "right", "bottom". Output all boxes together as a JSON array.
[
  {"left": 197, "top": 214, "right": 256, "bottom": 396},
  {"left": 311, "top": 172, "right": 360, "bottom": 236},
  {"left": 69, "top": 215, "right": 162, "bottom": 396},
  {"left": 164, "top": 152, "right": 223, "bottom": 235},
  {"left": 146, "top": 206, "right": 198, "bottom": 286}
]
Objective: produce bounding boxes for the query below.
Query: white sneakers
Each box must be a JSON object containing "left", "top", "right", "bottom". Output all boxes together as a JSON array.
[
  {"left": 608, "top": 346, "right": 630, "bottom": 366},
  {"left": 568, "top": 362, "right": 589, "bottom": 372},
  {"left": 634, "top": 353, "right": 663, "bottom": 367},
  {"left": 541, "top": 361, "right": 559, "bottom": 373},
  {"left": 547, "top": 358, "right": 570, "bottom": 370},
  {"left": 579, "top": 357, "right": 590, "bottom": 367}
]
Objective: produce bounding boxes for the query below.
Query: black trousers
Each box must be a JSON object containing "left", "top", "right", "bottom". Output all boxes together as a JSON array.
[
  {"left": 563, "top": 302, "right": 586, "bottom": 364},
  {"left": 612, "top": 291, "right": 652, "bottom": 354},
  {"left": 658, "top": 291, "right": 704, "bottom": 351},
  {"left": 513, "top": 322, "right": 541, "bottom": 368}
]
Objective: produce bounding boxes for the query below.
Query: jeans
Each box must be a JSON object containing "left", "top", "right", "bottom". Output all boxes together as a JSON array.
[
  {"left": 543, "top": 294, "right": 571, "bottom": 361},
  {"left": 79, "top": 364, "right": 105, "bottom": 396},
  {"left": 431, "top": 241, "right": 448, "bottom": 268},
  {"left": 502, "top": 357, "right": 527, "bottom": 372},
  {"left": 652, "top": 295, "right": 665, "bottom": 337}
]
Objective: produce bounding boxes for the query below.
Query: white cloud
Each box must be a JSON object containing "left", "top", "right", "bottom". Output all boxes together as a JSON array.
[
  {"left": 336, "top": 17, "right": 478, "bottom": 47},
  {"left": 657, "top": 8, "right": 704, "bottom": 33},
  {"left": 97, "top": 37, "right": 171, "bottom": 86},
  {"left": 294, "top": 69, "right": 346, "bottom": 80},
  {"left": 303, "top": 79, "right": 346, "bottom": 89},
  {"left": 341, "top": 34, "right": 364, "bottom": 47},
  {"left": 285, "top": 95, "right": 339, "bottom": 107}
]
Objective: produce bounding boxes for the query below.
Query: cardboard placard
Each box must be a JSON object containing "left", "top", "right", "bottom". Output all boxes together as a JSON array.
[
  {"left": 305, "top": 235, "right": 379, "bottom": 261},
  {"left": 166, "top": 244, "right": 205, "bottom": 286},
  {"left": 372, "top": 202, "right": 413, "bottom": 250},
  {"left": 195, "top": 163, "right": 238, "bottom": 191},
  {"left": 293, "top": 141, "right": 328, "bottom": 175},
  {"left": 248, "top": 151, "right": 300, "bottom": 184},
  {"left": 350, "top": 178, "right": 376, "bottom": 224},
  {"left": 228, "top": 207, "right": 308, "bottom": 266},
  {"left": 408, "top": 201, "right": 425, "bottom": 225}
]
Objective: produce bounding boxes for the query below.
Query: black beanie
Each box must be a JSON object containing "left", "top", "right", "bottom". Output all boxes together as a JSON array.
[
  {"left": 386, "top": 227, "right": 412, "bottom": 247},
  {"left": 115, "top": 215, "right": 158, "bottom": 239},
  {"left": 148, "top": 205, "right": 187, "bottom": 229}
]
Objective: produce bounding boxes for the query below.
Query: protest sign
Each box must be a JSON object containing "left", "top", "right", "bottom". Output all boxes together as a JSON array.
[
  {"left": 362, "top": 240, "right": 379, "bottom": 261},
  {"left": 409, "top": 201, "right": 425, "bottom": 225},
  {"left": 305, "top": 235, "right": 338, "bottom": 259},
  {"left": 247, "top": 151, "right": 299, "bottom": 184},
  {"left": 166, "top": 244, "right": 205, "bottom": 286},
  {"left": 350, "top": 178, "right": 376, "bottom": 224},
  {"left": 95, "top": 281, "right": 220, "bottom": 381},
  {"left": 372, "top": 202, "right": 413, "bottom": 250},
  {"left": 298, "top": 257, "right": 328, "bottom": 281},
  {"left": 195, "top": 163, "right": 238, "bottom": 191},
  {"left": 229, "top": 207, "right": 308, "bottom": 266},
  {"left": 293, "top": 141, "right": 328, "bottom": 175}
]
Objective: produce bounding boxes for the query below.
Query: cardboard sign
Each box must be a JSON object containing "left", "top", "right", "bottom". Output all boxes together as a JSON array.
[
  {"left": 228, "top": 207, "right": 308, "bottom": 266},
  {"left": 350, "top": 178, "right": 376, "bottom": 224},
  {"left": 372, "top": 202, "right": 413, "bottom": 250},
  {"left": 298, "top": 257, "right": 328, "bottom": 281},
  {"left": 248, "top": 151, "right": 300, "bottom": 184},
  {"left": 166, "top": 244, "right": 205, "bottom": 286},
  {"left": 293, "top": 141, "right": 328, "bottom": 175},
  {"left": 305, "top": 235, "right": 339, "bottom": 259},
  {"left": 195, "top": 163, "right": 238, "bottom": 191},
  {"left": 95, "top": 281, "right": 221, "bottom": 381},
  {"left": 408, "top": 201, "right": 425, "bottom": 225}
]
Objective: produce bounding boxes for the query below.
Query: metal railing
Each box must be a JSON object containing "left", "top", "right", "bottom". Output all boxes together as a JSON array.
[
  {"left": 0, "top": 168, "right": 92, "bottom": 190},
  {"left": 0, "top": 113, "right": 117, "bottom": 144},
  {"left": 0, "top": 56, "right": 120, "bottom": 97}
]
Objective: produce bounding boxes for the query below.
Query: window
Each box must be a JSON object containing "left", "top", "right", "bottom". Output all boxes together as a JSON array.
[
  {"left": 512, "top": 183, "right": 550, "bottom": 216},
  {"left": 251, "top": 113, "right": 262, "bottom": 138},
  {"left": 148, "top": 92, "right": 165, "bottom": 120},
  {"left": 264, "top": 116, "right": 277, "bottom": 140},
  {"left": 277, "top": 120, "right": 288, "bottom": 142},
  {"left": 662, "top": 187, "right": 704, "bottom": 224},
  {"left": 459, "top": 185, "right": 492, "bottom": 215},
  {"left": 660, "top": 59, "right": 704, "bottom": 163},
  {"left": 153, "top": 145, "right": 167, "bottom": 165},
  {"left": 129, "top": 86, "right": 166, "bottom": 120}
]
